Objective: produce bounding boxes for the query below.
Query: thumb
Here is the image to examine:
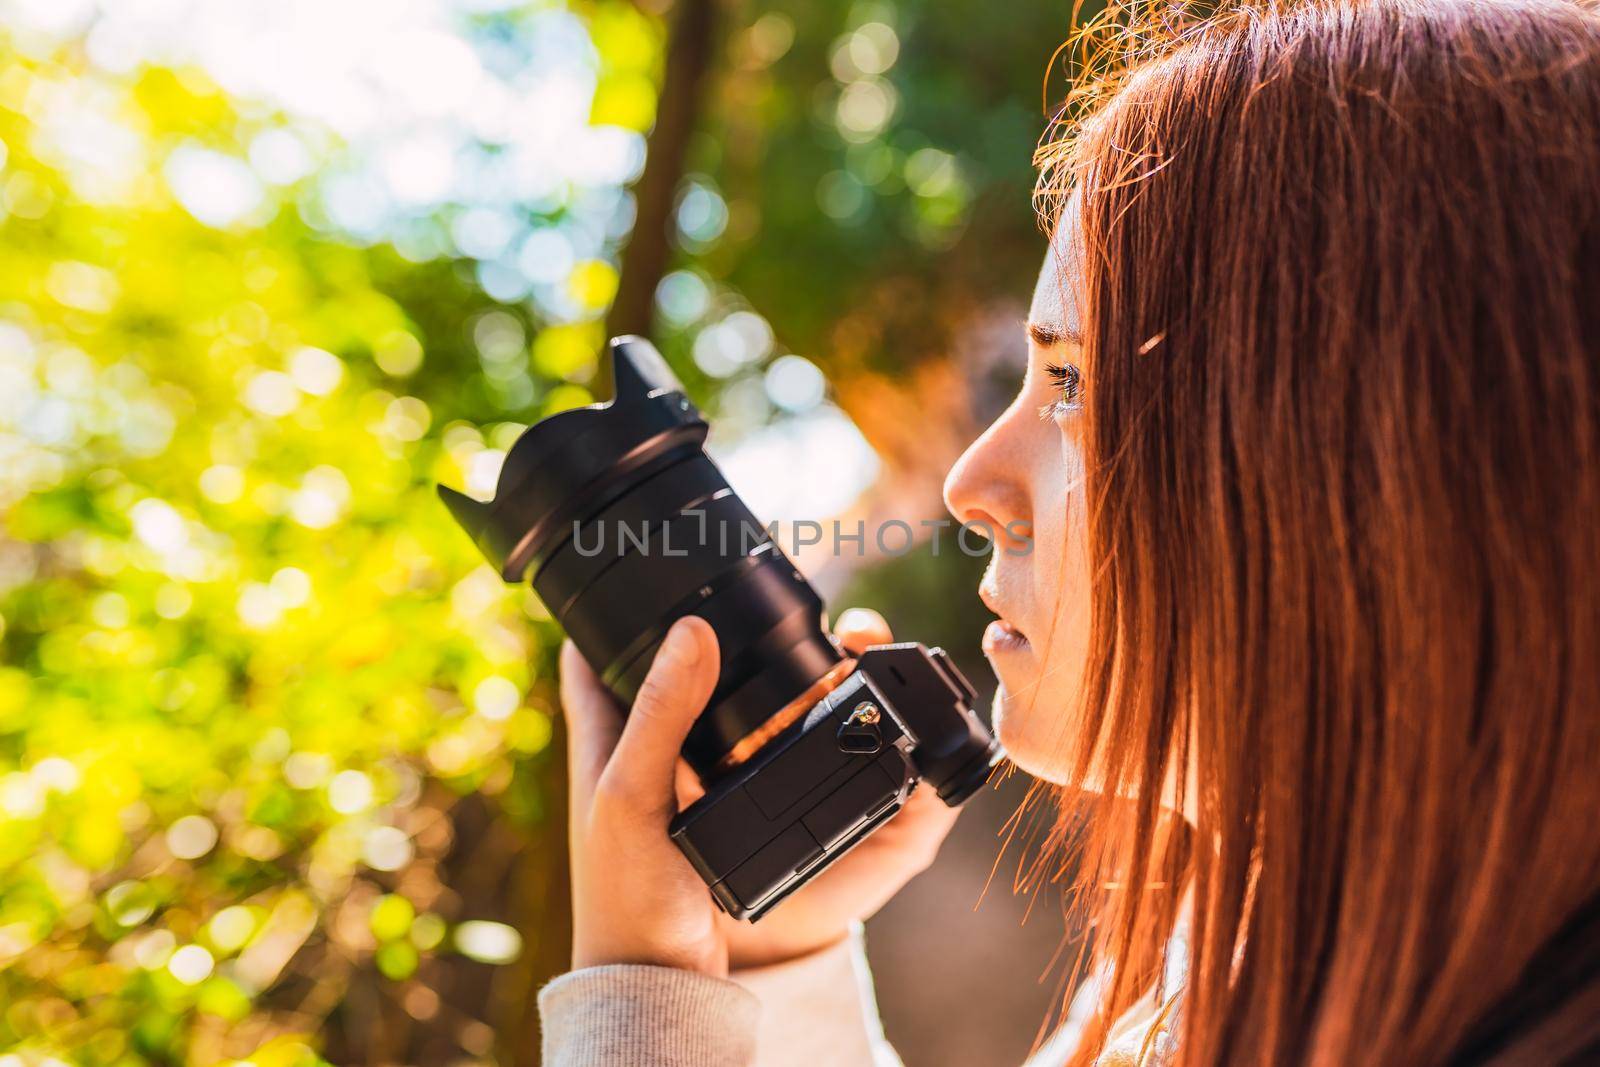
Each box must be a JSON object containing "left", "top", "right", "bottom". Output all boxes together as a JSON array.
[{"left": 597, "top": 616, "right": 720, "bottom": 823}]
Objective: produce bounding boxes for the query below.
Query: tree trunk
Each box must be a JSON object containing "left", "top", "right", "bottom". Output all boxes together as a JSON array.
[{"left": 600, "top": 0, "right": 721, "bottom": 394}]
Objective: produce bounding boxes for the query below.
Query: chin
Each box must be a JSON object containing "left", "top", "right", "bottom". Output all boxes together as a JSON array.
[
  {"left": 991, "top": 683, "right": 1079, "bottom": 786},
  {"left": 994, "top": 684, "right": 1182, "bottom": 815}
]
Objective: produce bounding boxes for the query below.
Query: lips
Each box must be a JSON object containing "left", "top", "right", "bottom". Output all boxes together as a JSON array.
[
  {"left": 983, "top": 618, "right": 1031, "bottom": 655},
  {"left": 978, "top": 582, "right": 1030, "bottom": 655}
]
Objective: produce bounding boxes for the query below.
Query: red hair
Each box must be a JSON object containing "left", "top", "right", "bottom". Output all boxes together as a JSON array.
[{"left": 1031, "top": 2, "right": 1600, "bottom": 1064}]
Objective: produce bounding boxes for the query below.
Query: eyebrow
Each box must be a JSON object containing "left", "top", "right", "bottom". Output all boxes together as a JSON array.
[{"left": 1027, "top": 321, "right": 1082, "bottom": 347}]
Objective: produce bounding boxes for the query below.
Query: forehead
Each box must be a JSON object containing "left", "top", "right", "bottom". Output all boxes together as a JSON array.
[{"left": 1028, "top": 206, "right": 1082, "bottom": 337}]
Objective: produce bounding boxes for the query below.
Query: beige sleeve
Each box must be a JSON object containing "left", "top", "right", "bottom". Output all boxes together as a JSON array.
[
  {"left": 539, "top": 964, "right": 761, "bottom": 1067},
  {"left": 536, "top": 927, "right": 900, "bottom": 1067},
  {"left": 731, "top": 925, "right": 903, "bottom": 1067}
]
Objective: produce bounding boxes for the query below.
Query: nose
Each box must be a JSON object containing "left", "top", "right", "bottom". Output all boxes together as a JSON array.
[{"left": 943, "top": 409, "right": 1032, "bottom": 548}]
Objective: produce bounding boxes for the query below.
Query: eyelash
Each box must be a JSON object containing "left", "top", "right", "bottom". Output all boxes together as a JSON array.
[{"left": 1039, "top": 362, "right": 1084, "bottom": 420}]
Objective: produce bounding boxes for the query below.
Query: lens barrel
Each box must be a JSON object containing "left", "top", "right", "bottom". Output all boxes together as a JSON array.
[{"left": 438, "top": 337, "right": 842, "bottom": 778}]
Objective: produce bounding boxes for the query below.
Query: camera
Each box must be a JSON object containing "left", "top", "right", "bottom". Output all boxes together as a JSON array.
[{"left": 438, "top": 336, "right": 1002, "bottom": 921}]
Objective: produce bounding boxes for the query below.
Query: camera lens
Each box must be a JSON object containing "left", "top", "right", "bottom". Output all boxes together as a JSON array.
[{"left": 438, "top": 337, "right": 843, "bottom": 778}]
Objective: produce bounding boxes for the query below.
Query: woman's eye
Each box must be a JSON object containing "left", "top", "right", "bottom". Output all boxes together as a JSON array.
[{"left": 1039, "top": 362, "right": 1083, "bottom": 420}]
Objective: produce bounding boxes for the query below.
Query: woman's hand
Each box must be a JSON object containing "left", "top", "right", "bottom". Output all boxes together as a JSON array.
[
  {"left": 562, "top": 616, "right": 727, "bottom": 975},
  {"left": 559, "top": 609, "right": 961, "bottom": 977}
]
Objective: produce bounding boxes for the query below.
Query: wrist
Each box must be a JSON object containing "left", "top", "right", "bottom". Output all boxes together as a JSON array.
[
  {"left": 727, "top": 923, "right": 852, "bottom": 971},
  {"left": 573, "top": 934, "right": 728, "bottom": 978}
]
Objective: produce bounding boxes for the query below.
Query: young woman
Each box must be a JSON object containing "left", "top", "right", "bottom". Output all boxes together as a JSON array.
[{"left": 540, "top": 1, "right": 1600, "bottom": 1064}]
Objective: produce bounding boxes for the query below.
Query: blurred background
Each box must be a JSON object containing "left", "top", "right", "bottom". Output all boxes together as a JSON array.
[{"left": 0, "top": 0, "right": 1087, "bottom": 1062}]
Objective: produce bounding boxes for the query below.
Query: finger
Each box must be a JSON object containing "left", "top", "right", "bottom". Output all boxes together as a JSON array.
[
  {"left": 872, "top": 781, "right": 961, "bottom": 854},
  {"left": 812, "top": 784, "right": 958, "bottom": 900},
  {"left": 674, "top": 758, "right": 706, "bottom": 809},
  {"left": 559, "top": 641, "right": 625, "bottom": 809},
  {"left": 729, "top": 784, "right": 962, "bottom": 955},
  {"left": 833, "top": 607, "right": 892, "bottom": 655},
  {"left": 597, "top": 617, "right": 720, "bottom": 822}
]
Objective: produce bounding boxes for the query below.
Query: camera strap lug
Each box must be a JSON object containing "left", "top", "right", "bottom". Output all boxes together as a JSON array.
[{"left": 836, "top": 701, "right": 885, "bottom": 755}]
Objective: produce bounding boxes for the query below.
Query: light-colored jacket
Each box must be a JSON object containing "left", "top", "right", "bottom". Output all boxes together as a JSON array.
[{"left": 538, "top": 925, "right": 1185, "bottom": 1067}]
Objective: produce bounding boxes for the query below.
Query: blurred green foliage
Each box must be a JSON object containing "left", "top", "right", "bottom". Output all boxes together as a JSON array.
[
  {"left": 0, "top": 0, "right": 1076, "bottom": 1062},
  {"left": 691, "top": 0, "right": 1069, "bottom": 368},
  {"left": 0, "top": 33, "right": 575, "bottom": 1067}
]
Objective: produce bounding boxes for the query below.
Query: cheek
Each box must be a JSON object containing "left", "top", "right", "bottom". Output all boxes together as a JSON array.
[{"left": 994, "top": 465, "right": 1093, "bottom": 785}]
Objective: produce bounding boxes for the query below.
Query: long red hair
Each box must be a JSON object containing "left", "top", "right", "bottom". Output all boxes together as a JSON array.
[{"left": 1030, "top": 2, "right": 1600, "bottom": 1064}]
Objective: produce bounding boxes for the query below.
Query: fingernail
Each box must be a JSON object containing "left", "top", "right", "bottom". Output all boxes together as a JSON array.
[
  {"left": 836, "top": 607, "right": 881, "bottom": 631},
  {"left": 662, "top": 619, "right": 702, "bottom": 668}
]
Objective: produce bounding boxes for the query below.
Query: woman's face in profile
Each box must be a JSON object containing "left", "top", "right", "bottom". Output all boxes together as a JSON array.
[{"left": 943, "top": 216, "right": 1092, "bottom": 785}]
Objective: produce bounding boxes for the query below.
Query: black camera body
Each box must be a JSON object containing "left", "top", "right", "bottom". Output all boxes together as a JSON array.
[
  {"left": 670, "top": 642, "right": 986, "bottom": 918},
  {"left": 439, "top": 336, "right": 1000, "bottom": 920}
]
